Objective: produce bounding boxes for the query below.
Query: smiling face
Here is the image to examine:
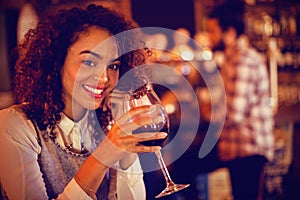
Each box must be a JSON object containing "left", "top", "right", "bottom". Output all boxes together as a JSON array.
[{"left": 61, "top": 26, "right": 120, "bottom": 120}]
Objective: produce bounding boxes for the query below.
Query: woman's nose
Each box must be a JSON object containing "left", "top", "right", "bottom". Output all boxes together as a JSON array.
[{"left": 94, "top": 69, "right": 108, "bottom": 83}]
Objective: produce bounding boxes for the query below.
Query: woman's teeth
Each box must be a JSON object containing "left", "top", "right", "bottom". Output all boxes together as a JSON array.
[{"left": 83, "top": 85, "right": 103, "bottom": 94}]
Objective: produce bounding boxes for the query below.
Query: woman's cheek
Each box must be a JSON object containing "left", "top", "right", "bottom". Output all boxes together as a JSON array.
[{"left": 111, "top": 71, "right": 119, "bottom": 86}]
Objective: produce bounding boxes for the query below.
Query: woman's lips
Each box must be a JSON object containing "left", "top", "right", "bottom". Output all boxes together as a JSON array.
[{"left": 83, "top": 84, "right": 104, "bottom": 98}]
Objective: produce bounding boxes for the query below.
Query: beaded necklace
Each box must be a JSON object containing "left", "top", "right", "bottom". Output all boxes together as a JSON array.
[
  {"left": 56, "top": 126, "right": 90, "bottom": 155},
  {"left": 47, "top": 109, "right": 112, "bottom": 157}
]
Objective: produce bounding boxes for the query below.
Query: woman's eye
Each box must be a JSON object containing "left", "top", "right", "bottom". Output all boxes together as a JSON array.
[
  {"left": 108, "top": 63, "right": 120, "bottom": 71},
  {"left": 83, "top": 59, "right": 97, "bottom": 67}
]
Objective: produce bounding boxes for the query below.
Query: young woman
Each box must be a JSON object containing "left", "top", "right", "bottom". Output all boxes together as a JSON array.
[{"left": 0, "top": 4, "right": 167, "bottom": 199}]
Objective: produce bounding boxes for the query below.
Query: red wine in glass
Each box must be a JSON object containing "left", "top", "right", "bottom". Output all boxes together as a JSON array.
[{"left": 133, "top": 123, "right": 169, "bottom": 147}]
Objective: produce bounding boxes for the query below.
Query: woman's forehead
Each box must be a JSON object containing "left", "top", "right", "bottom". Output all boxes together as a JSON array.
[{"left": 70, "top": 27, "right": 119, "bottom": 57}]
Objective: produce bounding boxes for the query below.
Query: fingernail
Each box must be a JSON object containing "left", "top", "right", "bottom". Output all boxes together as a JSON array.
[
  {"left": 155, "top": 146, "right": 162, "bottom": 150},
  {"left": 159, "top": 132, "right": 168, "bottom": 137}
]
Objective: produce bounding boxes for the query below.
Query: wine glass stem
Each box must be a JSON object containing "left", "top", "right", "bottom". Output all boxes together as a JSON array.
[{"left": 155, "top": 150, "right": 174, "bottom": 185}]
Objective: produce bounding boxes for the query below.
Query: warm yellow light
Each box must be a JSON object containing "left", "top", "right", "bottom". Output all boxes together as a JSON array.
[
  {"left": 202, "top": 50, "right": 213, "bottom": 61},
  {"left": 165, "top": 104, "right": 176, "bottom": 114},
  {"left": 181, "top": 51, "right": 194, "bottom": 61}
]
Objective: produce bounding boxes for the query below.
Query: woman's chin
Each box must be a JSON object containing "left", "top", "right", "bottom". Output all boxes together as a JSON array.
[
  {"left": 91, "top": 100, "right": 103, "bottom": 110},
  {"left": 75, "top": 98, "right": 102, "bottom": 111}
]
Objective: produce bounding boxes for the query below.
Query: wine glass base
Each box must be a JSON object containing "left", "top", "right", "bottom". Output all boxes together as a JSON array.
[{"left": 155, "top": 183, "right": 190, "bottom": 198}]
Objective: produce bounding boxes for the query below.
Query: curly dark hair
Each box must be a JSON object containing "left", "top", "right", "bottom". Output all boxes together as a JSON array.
[{"left": 14, "top": 4, "right": 149, "bottom": 132}]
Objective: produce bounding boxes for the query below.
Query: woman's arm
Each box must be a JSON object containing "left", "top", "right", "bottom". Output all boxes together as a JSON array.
[
  {"left": 0, "top": 107, "right": 48, "bottom": 199},
  {"left": 0, "top": 107, "right": 95, "bottom": 200},
  {"left": 117, "top": 157, "right": 146, "bottom": 200}
]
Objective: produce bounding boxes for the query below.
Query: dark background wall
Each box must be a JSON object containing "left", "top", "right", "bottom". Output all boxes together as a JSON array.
[{"left": 131, "top": 0, "right": 195, "bottom": 36}]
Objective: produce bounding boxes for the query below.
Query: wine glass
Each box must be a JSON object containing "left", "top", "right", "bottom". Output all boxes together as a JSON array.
[{"left": 109, "top": 83, "right": 190, "bottom": 198}]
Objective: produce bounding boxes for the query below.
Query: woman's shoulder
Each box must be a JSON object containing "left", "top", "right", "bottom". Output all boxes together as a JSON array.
[
  {"left": 0, "top": 104, "right": 27, "bottom": 123},
  {"left": 0, "top": 104, "right": 39, "bottom": 148}
]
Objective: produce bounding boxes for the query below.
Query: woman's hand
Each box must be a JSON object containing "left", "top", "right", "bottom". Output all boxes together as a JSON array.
[{"left": 92, "top": 105, "right": 167, "bottom": 167}]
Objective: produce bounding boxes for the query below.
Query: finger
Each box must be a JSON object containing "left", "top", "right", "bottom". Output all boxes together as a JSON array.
[
  {"left": 116, "top": 114, "right": 164, "bottom": 134},
  {"left": 120, "top": 132, "right": 168, "bottom": 143},
  {"left": 104, "top": 132, "right": 164, "bottom": 154},
  {"left": 103, "top": 90, "right": 129, "bottom": 111},
  {"left": 127, "top": 145, "right": 161, "bottom": 153}
]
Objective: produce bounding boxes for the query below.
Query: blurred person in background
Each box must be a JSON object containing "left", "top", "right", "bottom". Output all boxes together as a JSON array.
[{"left": 205, "top": 0, "right": 274, "bottom": 199}]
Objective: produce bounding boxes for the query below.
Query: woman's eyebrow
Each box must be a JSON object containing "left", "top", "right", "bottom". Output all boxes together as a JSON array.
[
  {"left": 80, "top": 50, "right": 120, "bottom": 63},
  {"left": 79, "top": 50, "right": 101, "bottom": 59},
  {"left": 110, "top": 58, "right": 120, "bottom": 63}
]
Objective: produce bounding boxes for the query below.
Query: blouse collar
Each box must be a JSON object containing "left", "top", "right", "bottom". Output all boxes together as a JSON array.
[{"left": 58, "top": 111, "right": 89, "bottom": 137}]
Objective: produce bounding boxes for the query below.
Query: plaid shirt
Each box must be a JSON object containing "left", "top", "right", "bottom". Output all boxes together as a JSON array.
[{"left": 218, "top": 36, "right": 274, "bottom": 162}]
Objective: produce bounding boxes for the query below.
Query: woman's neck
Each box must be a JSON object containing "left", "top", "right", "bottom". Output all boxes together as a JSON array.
[{"left": 63, "top": 103, "right": 87, "bottom": 122}]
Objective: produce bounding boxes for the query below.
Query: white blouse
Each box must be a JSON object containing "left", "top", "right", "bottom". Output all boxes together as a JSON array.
[{"left": 0, "top": 106, "right": 145, "bottom": 199}]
